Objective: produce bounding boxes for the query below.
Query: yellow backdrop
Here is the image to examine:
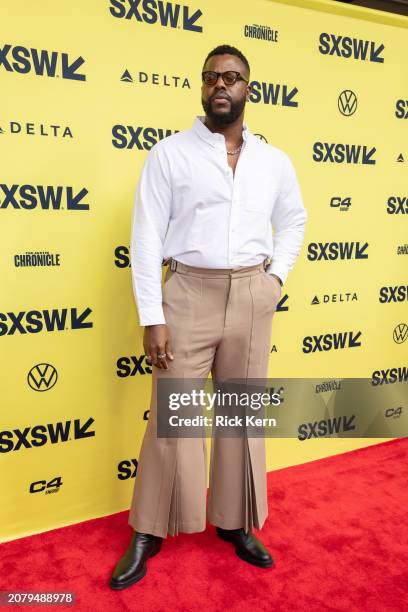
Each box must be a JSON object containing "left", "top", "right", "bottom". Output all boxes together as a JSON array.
[{"left": 1, "top": 0, "right": 407, "bottom": 541}]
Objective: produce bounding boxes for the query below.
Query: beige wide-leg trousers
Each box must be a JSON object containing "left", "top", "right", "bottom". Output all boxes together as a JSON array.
[{"left": 128, "top": 258, "right": 280, "bottom": 538}]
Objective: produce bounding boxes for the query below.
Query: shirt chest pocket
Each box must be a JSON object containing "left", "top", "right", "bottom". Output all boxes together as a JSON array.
[
  {"left": 238, "top": 174, "right": 279, "bottom": 215},
  {"left": 172, "top": 162, "right": 228, "bottom": 212}
]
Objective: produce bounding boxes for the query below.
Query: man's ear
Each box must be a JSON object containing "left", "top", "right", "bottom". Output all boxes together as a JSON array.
[{"left": 246, "top": 84, "right": 252, "bottom": 100}]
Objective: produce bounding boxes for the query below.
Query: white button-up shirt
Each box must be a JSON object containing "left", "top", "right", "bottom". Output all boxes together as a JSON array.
[{"left": 130, "top": 114, "right": 307, "bottom": 326}]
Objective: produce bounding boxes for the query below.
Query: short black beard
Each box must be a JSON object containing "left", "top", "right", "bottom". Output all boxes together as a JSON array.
[{"left": 201, "top": 94, "right": 246, "bottom": 126}]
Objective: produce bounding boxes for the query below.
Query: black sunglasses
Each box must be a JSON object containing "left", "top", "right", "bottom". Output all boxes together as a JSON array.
[{"left": 201, "top": 71, "right": 249, "bottom": 86}]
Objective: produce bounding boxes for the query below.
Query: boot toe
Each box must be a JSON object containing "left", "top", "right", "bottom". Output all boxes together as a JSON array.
[
  {"left": 109, "top": 559, "right": 147, "bottom": 590},
  {"left": 108, "top": 531, "right": 162, "bottom": 590}
]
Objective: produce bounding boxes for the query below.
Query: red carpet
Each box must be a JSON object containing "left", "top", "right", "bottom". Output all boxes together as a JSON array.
[{"left": 2, "top": 439, "right": 407, "bottom": 611}]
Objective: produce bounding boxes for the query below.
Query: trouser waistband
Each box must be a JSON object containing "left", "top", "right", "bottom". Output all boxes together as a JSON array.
[{"left": 162, "top": 257, "right": 271, "bottom": 278}]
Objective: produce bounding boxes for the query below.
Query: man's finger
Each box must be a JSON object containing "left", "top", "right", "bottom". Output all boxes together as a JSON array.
[
  {"left": 156, "top": 345, "right": 168, "bottom": 369},
  {"left": 150, "top": 347, "right": 160, "bottom": 368},
  {"left": 165, "top": 339, "right": 174, "bottom": 360}
]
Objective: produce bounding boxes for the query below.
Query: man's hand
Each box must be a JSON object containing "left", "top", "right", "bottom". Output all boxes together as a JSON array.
[{"left": 144, "top": 324, "right": 174, "bottom": 369}]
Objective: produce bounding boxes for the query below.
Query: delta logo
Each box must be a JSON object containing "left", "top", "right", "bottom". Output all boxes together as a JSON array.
[
  {"left": 0, "top": 43, "right": 85, "bottom": 80},
  {"left": 109, "top": 0, "right": 203, "bottom": 32},
  {"left": 318, "top": 33, "right": 384, "bottom": 63},
  {"left": 313, "top": 143, "right": 376, "bottom": 164},
  {"left": 0, "top": 184, "right": 89, "bottom": 211},
  {"left": 0, "top": 121, "right": 73, "bottom": 139}
]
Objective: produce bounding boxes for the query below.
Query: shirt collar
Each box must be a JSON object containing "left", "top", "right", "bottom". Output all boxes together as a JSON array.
[{"left": 192, "top": 115, "right": 250, "bottom": 147}]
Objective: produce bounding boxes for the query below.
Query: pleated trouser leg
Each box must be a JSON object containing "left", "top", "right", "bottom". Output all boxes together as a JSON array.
[
  {"left": 207, "top": 271, "right": 276, "bottom": 533},
  {"left": 128, "top": 262, "right": 277, "bottom": 538}
]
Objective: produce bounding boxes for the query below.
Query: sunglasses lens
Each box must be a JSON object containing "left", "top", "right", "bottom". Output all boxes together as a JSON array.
[
  {"left": 202, "top": 72, "right": 238, "bottom": 85},
  {"left": 223, "top": 72, "right": 237, "bottom": 84},
  {"left": 203, "top": 72, "right": 216, "bottom": 85}
]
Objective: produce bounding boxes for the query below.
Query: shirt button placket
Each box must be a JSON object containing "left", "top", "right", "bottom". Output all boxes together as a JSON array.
[{"left": 229, "top": 172, "right": 237, "bottom": 267}]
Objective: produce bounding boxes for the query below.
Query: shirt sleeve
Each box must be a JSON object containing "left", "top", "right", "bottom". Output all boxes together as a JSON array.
[
  {"left": 130, "top": 143, "right": 172, "bottom": 326},
  {"left": 267, "top": 152, "right": 307, "bottom": 284}
]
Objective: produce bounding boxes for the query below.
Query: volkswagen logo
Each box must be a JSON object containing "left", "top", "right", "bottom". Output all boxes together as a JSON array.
[
  {"left": 254, "top": 133, "right": 268, "bottom": 142},
  {"left": 338, "top": 90, "right": 357, "bottom": 116},
  {"left": 393, "top": 323, "right": 408, "bottom": 344},
  {"left": 27, "top": 363, "right": 58, "bottom": 391}
]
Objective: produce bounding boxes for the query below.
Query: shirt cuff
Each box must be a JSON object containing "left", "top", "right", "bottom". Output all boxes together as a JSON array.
[
  {"left": 138, "top": 306, "right": 166, "bottom": 327},
  {"left": 266, "top": 261, "right": 289, "bottom": 286}
]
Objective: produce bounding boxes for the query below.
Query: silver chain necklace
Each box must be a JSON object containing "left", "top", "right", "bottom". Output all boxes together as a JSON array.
[
  {"left": 226, "top": 141, "right": 243, "bottom": 155},
  {"left": 203, "top": 119, "right": 243, "bottom": 155}
]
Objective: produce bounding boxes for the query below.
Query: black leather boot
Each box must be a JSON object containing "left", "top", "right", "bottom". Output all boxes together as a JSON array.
[
  {"left": 109, "top": 531, "right": 163, "bottom": 590},
  {"left": 216, "top": 526, "right": 274, "bottom": 568}
]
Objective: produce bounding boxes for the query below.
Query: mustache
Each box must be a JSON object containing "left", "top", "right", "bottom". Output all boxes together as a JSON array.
[{"left": 211, "top": 92, "right": 231, "bottom": 101}]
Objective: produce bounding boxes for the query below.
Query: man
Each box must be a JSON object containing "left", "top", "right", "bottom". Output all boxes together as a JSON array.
[{"left": 109, "top": 44, "right": 307, "bottom": 590}]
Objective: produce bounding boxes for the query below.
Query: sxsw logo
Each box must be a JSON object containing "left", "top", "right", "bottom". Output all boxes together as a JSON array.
[
  {"left": 302, "top": 330, "right": 362, "bottom": 353},
  {"left": 379, "top": 286, "right": 408, "bottom": 303},
  {"left": 313, "top": 143, "right": 376, "bottom": 164},
  {"left": 0, "top": 43, "right": 85, "bottom": 80},
  {"left": 0, "top": 184, "right": 89, "bottom": 211},
  {"left": 386, "top": 196, "right": 408, "bottom": 214},
  {"left": 0, "top": 308, "right": 93, "bottom": 336},
  {"left": 276, "top": 294, "right": 288, "bottom": 312},
  {"left": 318, "top": 33, "right": 384, "bottom": 63},
  {"left": 117, "top": 354, "right": 153, "bottom": 377},
  {"left": 112, "top": 125, "right": 179, "bottom": 149},
  {"left": 249, "top": 82, "right": 298, "bottom": 107},
  {"left": 109, "top": 0, "right": 203, "bottom": 32},
  {"left": 0, "top": 418, "right": 95, "bottom": 453},
  {"left": 298, "top": 415, "right": 356, "bottom": 440},
  {"left": 307, "top": 242, "right": 368, "bottom": 261},
  {"left": 115, "top": 245, "right": 130, "bottom": 267},
  {"left": 117, "top": 458, "right": 139, "bottom": 480},
  {"left": 395, "top": 100, "right": 408, "bottom": 119},
  {"left": 371, "top": 366, "right": 408, "bottom": 386}
]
